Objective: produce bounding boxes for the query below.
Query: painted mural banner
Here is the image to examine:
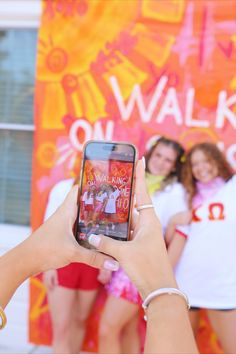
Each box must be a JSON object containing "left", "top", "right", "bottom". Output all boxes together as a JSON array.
[{"left": 30, "top": 0, "right": 236, "bottom": 352}]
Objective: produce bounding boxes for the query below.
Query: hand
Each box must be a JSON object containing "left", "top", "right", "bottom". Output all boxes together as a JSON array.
[
  {"left": 165, "top": 211, "right": 191, "bottom": 245},
  {"left": 97, "top": 269, "right": 112, "bottom": 284},
  {"left": 88, "top": 160, "right": 177, "bottom": 299},
  {"left": 29, "top": 186, "right": 119, "bottom": 275},
  {"left": 43, "top": 269, "right": 58, "bottom": 291},
  {"left": 168, "top": 211, "right": 192, "bottom": 226}
]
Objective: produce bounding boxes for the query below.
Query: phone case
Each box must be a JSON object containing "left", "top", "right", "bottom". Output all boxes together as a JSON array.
[{"left": 74, "top": 140, "right": 138, "bottom": 248}]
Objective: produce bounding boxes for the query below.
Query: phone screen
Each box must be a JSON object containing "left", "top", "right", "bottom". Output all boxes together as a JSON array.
[{"left": 75, "top": 141, "right": 136, "bottom": 248}]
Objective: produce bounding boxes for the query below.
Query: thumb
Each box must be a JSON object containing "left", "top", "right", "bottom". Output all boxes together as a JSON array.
[
  {"left": 88, "top": 234, "right": 122, "bottom": 262},
  {"left": 135, "top": 159, "right": 155, "bottom": 220},
  {"left": 72, "top": 241, "right": 120, "bottom": 271}
]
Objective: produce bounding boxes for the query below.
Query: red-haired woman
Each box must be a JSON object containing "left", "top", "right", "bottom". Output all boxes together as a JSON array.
[{"left": 168, "top": 142, "right": 236, "bottom": 354}]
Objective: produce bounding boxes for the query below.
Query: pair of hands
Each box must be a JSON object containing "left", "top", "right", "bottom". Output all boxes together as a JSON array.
[{"left": 39, "top": 160, "right": 175, "bottom": 298}]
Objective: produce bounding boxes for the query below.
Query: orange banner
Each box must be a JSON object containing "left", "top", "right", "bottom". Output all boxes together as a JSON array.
[{"left": 30, "top": 0, "right": 236, "bottom": 351}]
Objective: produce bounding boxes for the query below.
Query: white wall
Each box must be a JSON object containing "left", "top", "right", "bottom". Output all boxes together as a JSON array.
[{"left": 0, "top": 0, "right": 41, "bottom": 28}]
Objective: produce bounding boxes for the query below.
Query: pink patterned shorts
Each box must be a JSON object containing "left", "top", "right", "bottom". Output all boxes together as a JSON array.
[
  {"left": 106, "top": 267, "right": 142, "bottom": 305},
  {"left": 94, "top": 201, "right": 104, "bottom": 213}
]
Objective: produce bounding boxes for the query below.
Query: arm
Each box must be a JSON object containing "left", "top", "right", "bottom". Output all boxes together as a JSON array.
[
  {"left": 167, "top": 231, "right": 187, "bottom": 268},
  {"left": 0, "top": 186, "right": 119, "bottom": 310},
  {"left": 145, "top": 295, "right": 195, "bottom": 354},
  {"left": 165, "top": 211, "right": 191, "bottom": 246},
  {"left": 0, "top": 235, "right": 45, "bottom": 309},
  {"left": 88, "top": 161, "right": 198, "bottom": 354}
]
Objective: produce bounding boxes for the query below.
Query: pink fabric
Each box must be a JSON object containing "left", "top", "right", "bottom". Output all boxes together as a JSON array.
[
  {"left": 94, "top": 201, "right": 104, "bottom": 212},
  {"left": 106, "top": 267, "right": 142, "bottom": 305},
  {"left": 193, "top": 177, "right": 225, "bottom": 208}
]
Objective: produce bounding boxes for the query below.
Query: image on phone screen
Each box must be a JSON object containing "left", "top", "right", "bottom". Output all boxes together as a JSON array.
[{"left": 75, "top": 141, "right": 136, "bottom": 248}]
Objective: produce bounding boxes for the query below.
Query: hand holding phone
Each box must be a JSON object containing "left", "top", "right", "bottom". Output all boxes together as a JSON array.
[{"left": 74, "top": 140, "right": 137, "bottom": 249}]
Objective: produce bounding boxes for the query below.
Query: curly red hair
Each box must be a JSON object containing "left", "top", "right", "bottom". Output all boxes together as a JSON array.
[{"left": 181, "top": 143, "right": 233, "bottom": 207}]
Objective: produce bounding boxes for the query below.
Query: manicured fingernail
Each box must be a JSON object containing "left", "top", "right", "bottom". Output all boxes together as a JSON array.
[
  {"left": 103, "top": 259, "right": 119, "bottom": 271},
  {"left": 142, "top": 156, "right": 146, "bottom": 169},
  {"left": 88, "top": 234, "right": 101, "bottom": 248}
]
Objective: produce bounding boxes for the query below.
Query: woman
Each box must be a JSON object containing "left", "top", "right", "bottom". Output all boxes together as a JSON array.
[
  {"left": 168, "top": 142, "right": 236, "bottom": 354},
  {"left": 92, "top": 184, "right": 108, "bottom": 226},
  {"left": 82, "top": 185, "right": 97, "bottom": 226},
  {"left": 43, "top": 179, "right": 100, "bottom": 354},
  {"left": 0, "top": 160, "right": 197, "bottom": 354},
  {"left": 104, "top": 185, "right": 121, "bottom": 233},
  {"left": 99, "top": 137, "right": 188, "bottom": 354}
]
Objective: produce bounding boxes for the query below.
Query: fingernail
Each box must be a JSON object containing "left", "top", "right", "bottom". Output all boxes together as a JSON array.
[
  {"left": 88, "top": 234, "right": 101, "bottom": 248},
  {"left": 103, "top": 259, "right": 119, "bottom": 271},
  {"left": 142, "top": 156, "right": 146, "bottom": 169}
]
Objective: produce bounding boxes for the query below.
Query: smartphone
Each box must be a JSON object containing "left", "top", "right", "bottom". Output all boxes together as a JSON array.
[{"left": 74, "top": 140, "right": 137, "bottom": 249}]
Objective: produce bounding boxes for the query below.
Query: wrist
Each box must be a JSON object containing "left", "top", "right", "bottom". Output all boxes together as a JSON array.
[
  {"left": 23, "top": 227, "right": 52, "bottom": 276},
  {"left": 142, "top": 287, "right": 190, "bottom": 321},
  {"left": 137, "top": 259, "right": 177, "bottom": 299}
]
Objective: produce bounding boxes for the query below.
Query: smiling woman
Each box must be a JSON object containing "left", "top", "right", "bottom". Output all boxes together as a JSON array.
[
  {"left": 98, "top": 137, "right": 187, "bottom": 354},
  {"left": 167, "top": 142, "right": 236, "bottom": 354},
  {"left": 183, "top": 143, "right": 233, "bottom": 206}
]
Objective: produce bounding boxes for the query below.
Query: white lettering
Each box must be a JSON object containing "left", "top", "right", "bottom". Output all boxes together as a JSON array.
[
  {"left": 69, "top": 119, "right": 92, "bottom": 151},
  {"left": 185, "top": 88, "right": 209, "bottom": 127},
  {"left": 110, "top": 75, "right": 168, "bottom": 123},
  {"left": 93, "top": 120, "right": 114, "bottom": 140},
  {"left": 216, "top": 91, "right": 236, "bottom": 129},
  {"left": 156, "top": 88, "right": 183, "bottom": 125},
  {"left": 69, "top": 119, "right": 114, "bottom": 151}
]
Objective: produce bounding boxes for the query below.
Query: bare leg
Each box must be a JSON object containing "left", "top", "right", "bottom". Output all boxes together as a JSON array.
[
  {"left": 99, "top": 295, "right": 139, "bottom": 354},
  {"left": 70, "top": 289, "right": 98, "bottom": 354},
  {"left": 47, "top": 286, "right": 76, "bottom": 354},
  {"left": 121, "top": 313, "right": 140, "bottom": 354},
  {"left": 207, "top": 309, "right": 236, "bottom": 354}
]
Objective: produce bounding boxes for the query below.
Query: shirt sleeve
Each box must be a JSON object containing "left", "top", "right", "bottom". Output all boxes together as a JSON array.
[
  {"left": 44, "top": 180, "right": 73, "bottom": 221},
  {"left": 114, "top": 189, "right": 120, "bottom": 199},
  {"left": 162, "top": 184, "right": 188, "bottom": 231},
  {"left": 82, "top": 191, "right": 87, "bottom": 202},
  {"left": 168, "top": 186, "right": 188, "bottom": 215}
]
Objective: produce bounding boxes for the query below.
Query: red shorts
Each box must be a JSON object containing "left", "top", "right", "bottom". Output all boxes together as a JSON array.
[
  {"left": 57, "top": 263, "right": 100, "bottom": 290},
  {"left": 85, "top": 204, "right": 93, "bottom": 212}
]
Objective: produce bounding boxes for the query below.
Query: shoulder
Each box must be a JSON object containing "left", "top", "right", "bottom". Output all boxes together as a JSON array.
[
  {"left": 164, "top": 181, "right": 186, "bottom": 196},
  {"left": 49, "top": 179, "right": 74, "bottom": 197},
  {"left": 44, "top": 179, "right": 74, "bottom": 220},
  {"left": 227, "top": 175, "right": 236, "bottom": 186},
  {"left": 221, "top": 175, "right": 236, "bottom": 194}
]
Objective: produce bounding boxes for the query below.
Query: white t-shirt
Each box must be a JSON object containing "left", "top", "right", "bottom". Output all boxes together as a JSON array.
[
  {"left": 175, "top": 176, "right": 236, "bottom": 308},
  {"left": 44, "top": 179, "right": 74, "bottom": 220},
  {"left": 82, "top": 191, "right": 94, "bottom": 205},
  {"left": 104, "top": 189, "right": 120, "bottom": 214},
  {"left": 96, "top": 192, "right": 107, "bottom": 203},
  {"left": 151, "top": 182, "right": 188, "bottom": 233}
]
